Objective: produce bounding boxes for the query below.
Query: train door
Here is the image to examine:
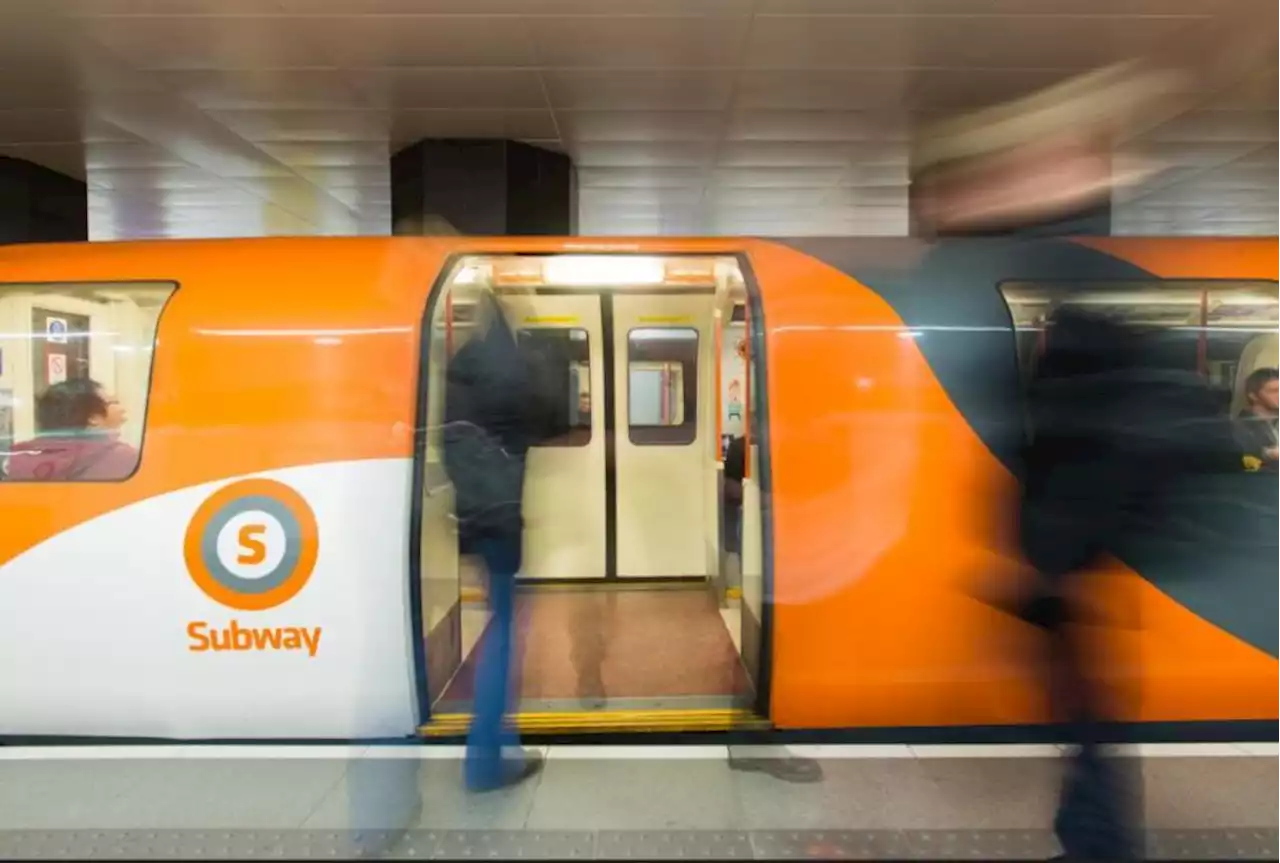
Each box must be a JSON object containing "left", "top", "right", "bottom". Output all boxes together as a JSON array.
[
  {"left": 417, "top": 256, "right": 766, "bottom": 736},
  {"left": 514, "top": 293, "right": 608, "bottom": 582},
  {"left": 612, "top": 293, "right": 717, "bottom": 579}
]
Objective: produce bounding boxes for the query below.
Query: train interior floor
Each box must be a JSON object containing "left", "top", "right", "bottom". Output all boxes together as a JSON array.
[
  {"left": 0, "top": 744, "right": 1274, "bottom": 860},
  {"left": 436, "top": 580, "right": 752, "bottom": 714}
]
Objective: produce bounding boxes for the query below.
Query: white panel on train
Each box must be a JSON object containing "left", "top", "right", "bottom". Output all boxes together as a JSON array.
[
  {"left": 0, "top": 460, "right": 419, "bottom": 740},
  {"left": 613, "top": 293, "right": 716, "bottom": 579},
  {"left": 516, "top": 294, "right": 608, "bottom": 581}
]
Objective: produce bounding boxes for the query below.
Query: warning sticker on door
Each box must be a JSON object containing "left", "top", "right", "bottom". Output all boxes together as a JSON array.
[
  {"left": 45, "top": 317, "right": 69, "bottom": 345},
  {"left": 47, "top": 353, "right": 67, "bottom": 385}
]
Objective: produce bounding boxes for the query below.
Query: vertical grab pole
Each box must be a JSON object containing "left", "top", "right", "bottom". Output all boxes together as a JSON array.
[
  {"left": 444, "top": 291, "right": 455, "bottom": 357},
  {"left": 1197, "top": 289, "right": 1209, "bottom": 378},
  {"left": 742, "top": 304, "right": 752, "bottom": 481},
  {"left": 660, "top": 365, "right": 670, "bottom": 425},
  {"left": 714, "top": 308, "right": 724, "bottom": 462}
]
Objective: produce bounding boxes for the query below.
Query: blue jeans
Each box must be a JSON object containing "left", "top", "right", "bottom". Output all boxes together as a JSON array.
[{"left": 464, "top": 533, "right": 523, "bottom": 791}]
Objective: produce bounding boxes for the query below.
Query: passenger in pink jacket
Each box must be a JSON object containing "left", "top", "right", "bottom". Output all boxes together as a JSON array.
[{"left": 4, "top": 378, "right": 139, "bottom": 481}]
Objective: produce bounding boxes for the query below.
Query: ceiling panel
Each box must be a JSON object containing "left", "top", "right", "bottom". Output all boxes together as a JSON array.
[
  {"left": 753, "top": 0, "right": 1219, "bottom": 12},
  {"left": 353, "top": 69, "right": 547, "bottom": 110},
  {"left": 277, "top": 0, "right": 751, "bottom": 12},
  {"left": 717, "top": 141, "right": 865, "bottom": 167},
  {"left": 207, "top": 109, "right": 389, "bottom": 143},
  {"left": 735, "top": 70, "right": 909, "bottom": 110},
  {"left": 744, "top": 16, "right": 911, "bottom": 69},
  {"left": 87, "top": 165, "right": 232, "bottom": 190},
  {"left": 304, "top": 15, "right": 537, "bottom": 67},
  {"left": 579, "top": 186, "right": 704, "bottom": 207},
  {"left": 544, "top": 70, "right": 735, "bottom": 111},
  {"left": 256, "top": 141, "right": 390, "bottom": 167},
  {"left": 576, "top": 166, "right": 709, "bottom": 188},
  {"left": 726, "top": 111, "right": 909, "bottom": 143},
  {"left": 906, "top": 15, "right": 1194, "bottom": 69},
  {"left": 0, "top": 0, "right": 1271, "bottom": 239},
  {"left": 290, "top": 164, "right": 391, "bottom": 187},
  {"left": 825, "top": 186, "right": 910, "bottom": 207},
  {"left": 151, "top": 69, "right": 374, "bottom": 111},
  {"left": 65, "top": 0, "right": 285, "bottom": 14},
  {"left": 706, "top": 186, "right": 835, "bottom": 207},
  {"left": 82, "top": 140, "right": 186, "bottom": 170},
  {"left": 712, "top": 166, "right": 848, "bottom": 187},
  {"left": 559, "top": 110, "right": 723, "bottom": 142},
  {"left": 83, "top": 16, "right": 333, "bottom": 70},
  {"left": 0, "top": 68, "right": 84, "bottom": 111},
  {"left": 570, "top": 141, "right": 716, "bottom": 167},
  {"left": 906, "top": 68, "right": 1074, "bottom": 111},
  {"left": 527, "top": 15, "right": 751, "bottom": 68},
  {"left": 840, "top": 163, "right": 911, "bottom": 186},
  {"left": 389, "top": 109, "right": 558, "bottom": 145}
]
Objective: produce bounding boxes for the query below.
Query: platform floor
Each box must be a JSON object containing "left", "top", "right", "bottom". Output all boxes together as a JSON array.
[{"left": 0, "top": 743, "right": 1274, "bottom": 859}]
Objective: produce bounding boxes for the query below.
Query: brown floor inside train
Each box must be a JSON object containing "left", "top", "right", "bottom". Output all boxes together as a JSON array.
[{"left": 440, "top": 587, "right": 751, "bottom": 705}]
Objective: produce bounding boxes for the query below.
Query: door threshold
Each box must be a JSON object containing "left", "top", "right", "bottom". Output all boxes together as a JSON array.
[
  {"left": 420, "top": 707, "right": 767, "bottom": 737},
  {"left": 517, "top": 577, "right": 710, "bottom": 590}
]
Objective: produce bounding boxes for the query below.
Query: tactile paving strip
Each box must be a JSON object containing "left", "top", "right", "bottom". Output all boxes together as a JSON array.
[{"left": 0, "top": 829, "right": 1273, "bottom": 860}]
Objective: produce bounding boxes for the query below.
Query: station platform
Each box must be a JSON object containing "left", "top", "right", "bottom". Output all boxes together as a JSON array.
[{"left": 0, "top": 742, "right": 1274, "bottom": 860}]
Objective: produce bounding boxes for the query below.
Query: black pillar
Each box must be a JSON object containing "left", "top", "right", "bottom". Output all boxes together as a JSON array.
[
  {"left": 0, "top": 157, "right": 88, "bottom": 244},
  {"left": 391, "top": 139, "right": 576, "bottom": 237}
]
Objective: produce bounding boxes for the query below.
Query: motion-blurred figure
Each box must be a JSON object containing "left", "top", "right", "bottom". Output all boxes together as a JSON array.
[
  {"left": 1016, "top": 307, "right": 1239, "bottom": 861},
  {"left": 443, "top": 292, "right": 551, "bottom": 792},
  {"left": 1016, "top": 308, "right": 1145, "bottom": 861}
]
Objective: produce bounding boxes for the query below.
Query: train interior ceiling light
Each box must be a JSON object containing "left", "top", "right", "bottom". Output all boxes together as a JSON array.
[{"left": 448, "top": 255, "right": 740, "bottom": 293}]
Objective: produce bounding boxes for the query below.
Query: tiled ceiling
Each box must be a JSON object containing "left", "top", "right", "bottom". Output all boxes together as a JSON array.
[{"left": 0, "top": 0, "right": 1274, "bottom": 239}]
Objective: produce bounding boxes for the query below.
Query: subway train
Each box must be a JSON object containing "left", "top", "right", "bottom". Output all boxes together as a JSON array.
[{"left": 0, "top": 235, "right": 1274, "bottom": 742}]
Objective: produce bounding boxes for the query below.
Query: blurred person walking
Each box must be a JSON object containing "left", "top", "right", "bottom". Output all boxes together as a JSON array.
[{"left": 442, "top": 291, "right": 555, "bottom": 793}]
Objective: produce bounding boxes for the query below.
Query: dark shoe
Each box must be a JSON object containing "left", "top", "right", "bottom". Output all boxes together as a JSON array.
[{"left": 467, "top": 749, "right": 544, "bottom": 794}]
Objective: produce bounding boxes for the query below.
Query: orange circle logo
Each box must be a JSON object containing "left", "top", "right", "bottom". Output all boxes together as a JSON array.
[{"left": 183, "top": 479, "right": 319, "bottom": 611}]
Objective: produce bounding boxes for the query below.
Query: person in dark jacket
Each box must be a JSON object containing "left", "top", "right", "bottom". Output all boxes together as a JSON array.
[
  {"left": 442, "top": 292, "right": 553, "bottom": 793},
  {"left": 4, "top": 378, "right": 137, "bottom": 481}
]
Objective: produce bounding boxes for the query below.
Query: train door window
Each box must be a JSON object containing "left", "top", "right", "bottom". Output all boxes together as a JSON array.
[
  {"left": 628, "top": 327, "right": 698, "bottom": 445},
  {"left": 518, "top": 327, "right": 592, "bottom": 447},
  {"left": 0, "top": 282, "right": 174, "bottom": 482}
]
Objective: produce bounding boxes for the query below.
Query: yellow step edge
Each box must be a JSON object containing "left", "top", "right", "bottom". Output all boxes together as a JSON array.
[
  {"left": 420, "top": 707, "right": 767, "bottom": 737},
  {"left": 724, "top": 586, "right": 742, "bottom": 600}
]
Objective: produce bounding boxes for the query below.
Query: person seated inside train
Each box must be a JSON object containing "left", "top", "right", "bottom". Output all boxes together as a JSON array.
[
  {"left": 1233, "top": 367, "right": 1278, "bottom": 472},
  {"left": 3, "top": 378, "right": 138, "bottom": 482}
]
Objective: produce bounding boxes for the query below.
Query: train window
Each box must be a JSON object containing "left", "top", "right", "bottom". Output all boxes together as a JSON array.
[
  {"left": 0, "top": 282, "right": 174, "bottom": 483},
  {"left": 628, "top": 327, "right": 698, "bottom": 446},
  {"left": 1000, "top": 280, "right": 1280, "bottom": 469},
  {"left": 518, "top": 327, "right": 592, "bottom": 448}
]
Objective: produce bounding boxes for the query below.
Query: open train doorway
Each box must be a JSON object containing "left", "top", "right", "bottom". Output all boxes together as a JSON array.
[{"left": 413, "top": 253, "right": 770, "bottom": 735}]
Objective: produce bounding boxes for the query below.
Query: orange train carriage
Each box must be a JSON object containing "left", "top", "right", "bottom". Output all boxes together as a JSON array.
[{"left": 0, "top": 235, "right": 1274, "bottom": 741}]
